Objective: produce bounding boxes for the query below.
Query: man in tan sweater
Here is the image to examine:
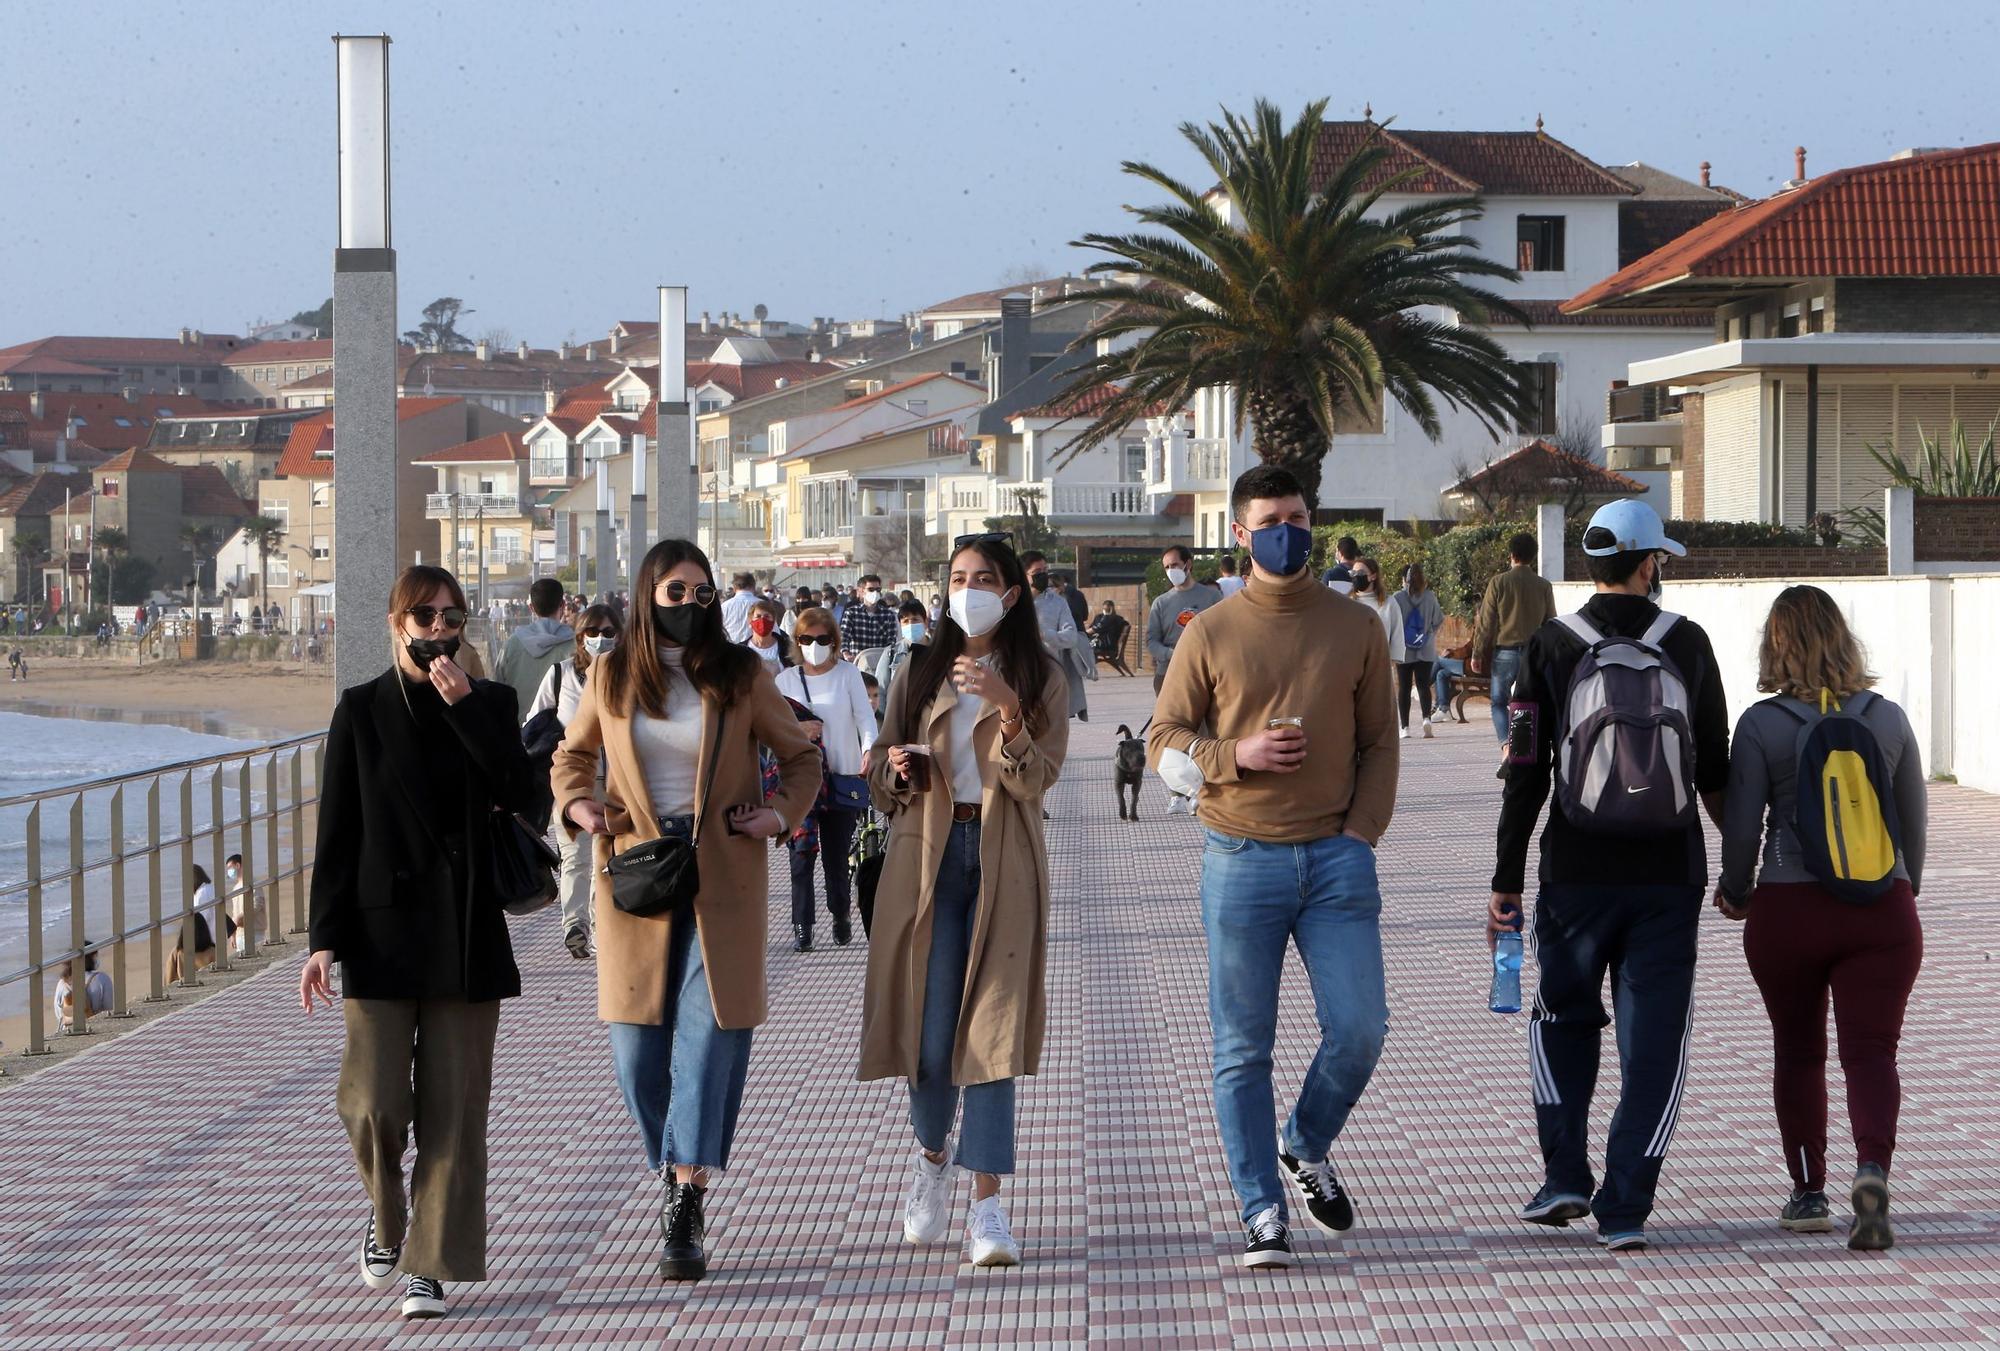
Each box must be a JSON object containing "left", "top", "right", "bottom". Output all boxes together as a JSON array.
[{"left": 1150, "top": 464, "right": 1399, "bottom": 1270}]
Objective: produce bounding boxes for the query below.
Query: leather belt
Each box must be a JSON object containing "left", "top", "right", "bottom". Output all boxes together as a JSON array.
[{"left": 952, "top": 802, "right": 982, "bottom": 823}]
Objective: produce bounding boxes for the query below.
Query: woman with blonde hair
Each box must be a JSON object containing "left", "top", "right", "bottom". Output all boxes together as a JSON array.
[
  {"left": 1715, "top": 585, "right": 1927, "bottom": 1250},
  {"left": 775, "top": 604, "right": 877, "bottom": 950}
]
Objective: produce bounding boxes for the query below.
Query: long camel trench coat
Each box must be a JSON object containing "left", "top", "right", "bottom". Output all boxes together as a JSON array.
[
  {"left": 551, "top": 660, "right": 821, "bottom": 1029},
  {"left": 857, "top": 647, "right": 1069, "bottom": 1086}
]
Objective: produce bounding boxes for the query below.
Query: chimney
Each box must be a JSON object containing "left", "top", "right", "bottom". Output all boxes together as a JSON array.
[
  {"left": 584, "top": 343, "right": 596, "bottom": 362},
  {"left": 998, "top": 293, "right": 1031, "bottom": 396},
  {"left": 1698, "top": 161, "right": 1711, "bottom": 188},
  {"left": 517, "top": 340, "right": 529, "bottom": 360},
  {"left": 1794, "top": 146, "right": 1807, "bottom": 181},
  {"left": 475, "top": 339, "right": 490, "bottom": 362},
  {"left": 179, "top": 327, "right": 193, "bottom": 345},
  {"left": 700, "top": 311, "right": 711, "bottom": 333},
  {"left": 610, "top": 331, "right": 622, "bottom": 354},
  {"left": 559, "top": 341, "right": 572, "bottom": 361},
  {"left": 543, "top": 380, "right": 557, "bottom": 415},
  {"left": 29, "top": 390, "right": 44, "bottom": 419},
  {"left": 829, "top": 329, "right": 843, "bottom": 349}
]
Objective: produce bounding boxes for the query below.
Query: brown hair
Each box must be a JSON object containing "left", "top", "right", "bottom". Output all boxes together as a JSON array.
[
  {"left": 600, "top": 538, "right": 758, "bottom": 717},
  {"left": 1757, "top": 585, "right": 1875, "bottom": 701},
  {"left": 793, "top": 605, "right": 840, "bottom": 651},
  {"left": 386, "top": 565, "right": 466, "bottom": 639},
  {"left": 1357, "top": 556, "right": 1388, "bottom": 604},
  {"left": 572, "top": 602, "right": 621, "bottom": 674}
]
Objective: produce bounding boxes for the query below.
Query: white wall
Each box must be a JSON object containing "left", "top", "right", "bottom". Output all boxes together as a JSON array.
[
  {"left": 1453, "top": 194, "right": 1623, "bottom": 303},
  {"left": 1551, "top": 574, "right": 1993, "bottom": 793}
]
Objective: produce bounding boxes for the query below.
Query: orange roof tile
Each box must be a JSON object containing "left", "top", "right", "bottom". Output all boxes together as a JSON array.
[
  {"left": 94, "top": 447, "right": 179, "bottom": 474},
  {"left": 1309, "top": 122, "right": 1634, "bottom": 198},
  {"left": 413, "top": 430, "right": 526, "bottom": 465}
]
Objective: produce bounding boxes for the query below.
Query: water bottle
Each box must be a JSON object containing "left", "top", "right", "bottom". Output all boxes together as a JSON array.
[{"left": 1489, "top": 927, "right": 1524, "bottom": 1015}]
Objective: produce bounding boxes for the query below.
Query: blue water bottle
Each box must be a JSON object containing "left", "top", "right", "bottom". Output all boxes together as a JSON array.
[{"left": 1489, "top": 919, "right": 1524, "bottom": 1015}]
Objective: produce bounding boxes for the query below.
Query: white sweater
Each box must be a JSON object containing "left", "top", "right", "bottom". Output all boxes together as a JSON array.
[{"left": 776, "top": 659, "right": 878, "bottom": 776}]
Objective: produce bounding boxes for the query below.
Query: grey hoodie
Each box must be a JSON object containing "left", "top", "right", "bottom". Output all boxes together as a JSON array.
[{"left": 496, "top": 617, "right": 574, "bottom": 715}]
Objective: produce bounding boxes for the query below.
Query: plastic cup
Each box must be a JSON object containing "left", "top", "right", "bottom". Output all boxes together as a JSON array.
[{"left": 901, "top": 745, "right": 933, "bottom": 793}]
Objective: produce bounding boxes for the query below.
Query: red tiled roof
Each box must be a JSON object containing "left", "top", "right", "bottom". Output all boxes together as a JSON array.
[
  {"left": 687, "top": 359, "right": 831, "bottom": 401},
  {"left": 413, "top": 430, "right": 526, "bottom": 465},
  {"left": 222, "top": 339, "right": 335, "bottom": 366},
  {"left": 1483, "top": 299, "right": 1713, "bottom": 329},
  {"left": 177, "top": 465, "right": 251, "bottom": 518},
  {"left": 269, "top": 398, "right": 464, "bottom": 478},
  {"left": 0, "top": 353, "right": 111, "bottom": 378},
  {"left": 0, "top": 393, "right": 230, "bottom": 453},
  {"left": 0, "top": 472, "right": 91, "bottom": 519},
  {"left": 94, "top": 447, "right": 178, "bottom": 474},
  {"left": 921, "top": 278, "right": 1095, "bottom": 315},
  {"left": 0, "top": 334, "right": 245, "bottom": 364},
  {"left": 1308, "top": 122, "right": 1635, "bottom": 198},
  {"left": 1566, "top": 141, "right": 2000, "bottom": 312},
  {"left": 1447, "top": 440, "right": 1648, "bottom": 497}
]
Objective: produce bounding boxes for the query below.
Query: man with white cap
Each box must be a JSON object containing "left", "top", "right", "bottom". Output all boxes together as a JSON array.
[{"left": 1486, "top": 499, "right": 1730, "bottom": 1252}]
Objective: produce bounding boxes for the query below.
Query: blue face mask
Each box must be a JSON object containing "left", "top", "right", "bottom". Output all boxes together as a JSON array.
[{"left": 1248, "top": 522, "right": 1312, "bottom": 577}]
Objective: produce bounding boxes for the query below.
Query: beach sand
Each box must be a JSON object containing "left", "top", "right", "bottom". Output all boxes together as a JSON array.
[{"left": 0, "top": 661, "right": 335, "bottom": 739}]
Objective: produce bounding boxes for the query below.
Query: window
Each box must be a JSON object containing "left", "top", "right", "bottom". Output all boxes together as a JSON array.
[
  {"left": 1514, "top": 361, "right": 1558, "bottom": 435},
  {"left": 113, "top": 416, "right": 132, "bottom": 428},
  {"left": 906, "top": 399, "right": 928, "bottom": 415},
  {"left": 268, "top": 557, "right": 290, "bottom": 587},
  {"left": 697, "top": 398, "right": 723, "bottom": 415},
  {"left": 1120, "top": 440, "right": 1147, "bottom": 482},
  {"left": 1516, "top": 216, "right": 1566, "bottom": 272},
  {"left": 311, "top": 535, "right": 330, "bottom": 560},
  {"left": 100, "top": 478, "right": 120, "bottom": 498},
  {"left": 265, "top": 502, "right": 289, "bottom": 529},
  {"left": 200, "top": 369, "right": 218, "bottom": 383}
]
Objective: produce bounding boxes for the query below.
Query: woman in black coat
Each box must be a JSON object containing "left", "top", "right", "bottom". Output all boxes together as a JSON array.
[{"left": 299, "top": 564, "right": 538, "bottom": 1322}]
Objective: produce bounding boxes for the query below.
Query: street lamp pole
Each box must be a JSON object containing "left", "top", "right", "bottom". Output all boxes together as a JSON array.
[
  {"left": 332, "top": 33, "right": 397, "bottom": 691},
  {"left": 629, "top": 431, "right": 648, "bottom": 585},
  {"left": 655, "top": 286, "right": 696, "bottom": 544}
]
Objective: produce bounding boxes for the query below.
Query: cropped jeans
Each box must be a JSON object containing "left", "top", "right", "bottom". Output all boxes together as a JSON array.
[
  {"left": 1200, "top": 828, "right": 1387, "bottom": 1224},
  {"left": 1487, "top": 645, "right": 1524, "bottom": 744}
]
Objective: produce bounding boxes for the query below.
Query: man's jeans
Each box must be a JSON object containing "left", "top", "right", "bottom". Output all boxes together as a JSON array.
[
  {"left": 1200, "top": 829, "right": 1388, "bottom": 1224},
  {"left": 1488, "top": 646, "right": 1524, "bottom": 744},
  {"left": 1431, "top": 658, "right": 1464, "bottom": 716}
]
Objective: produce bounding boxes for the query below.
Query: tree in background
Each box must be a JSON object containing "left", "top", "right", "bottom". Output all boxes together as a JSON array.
[
  {"left": 241, "top": 514, "right": 287, "bottom": 610},
  {"left": 10, "top": 528, "right": 47, "bottom": 601},
  {"left": 1057, "top": 99, "right": 1532, "bottom": 510},
  {"left": 403, "top": 297, "right": 476, "bottom": 353},
  {"left": 179, "top": 523, "right": 219, "bottom": 602},
  {"left": 290, "top": 298, "right": 333, "bottom": 338},
  {"left": 982, "top": 486, "right": 1064, "bottom": 560}
]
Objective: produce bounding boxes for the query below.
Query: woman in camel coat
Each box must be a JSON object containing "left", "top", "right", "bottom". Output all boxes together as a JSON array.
[
  {"left": 551, "top": 539, "right": 820, "bottom": 1285},
  {"left": 860, "top": 534, "right": 1068, "bottom": 1269}
]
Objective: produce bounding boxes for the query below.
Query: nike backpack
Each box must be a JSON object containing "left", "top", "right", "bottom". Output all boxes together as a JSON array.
[
  {"left": 1554, "top": 611, "right": 1697, "bottom": 835},
  {"left": 1401, "top": 596, "right": 1429, "bottom": 653},
  {"left": 1773, "top": 690, "right": 1903, "bottom": 903}
]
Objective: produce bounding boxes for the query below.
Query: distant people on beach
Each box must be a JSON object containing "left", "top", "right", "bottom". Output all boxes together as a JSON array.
[
  {"left": 7, "top": 647, "right": 24, "bottom": 682},
  {"left": 55, "top": 950, "right": 114, "bottom": 1029},
  {"left": 167, "top": 864, "right": 234, "bottom": 982}
]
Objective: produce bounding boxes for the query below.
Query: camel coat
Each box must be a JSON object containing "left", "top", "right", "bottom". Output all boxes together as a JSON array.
[
  {"left": 551, "top": 659, "right": 821, "bottom": 1029},
  {"left": 857, "top": 648, "right": 1069, "bottom": 1086}
]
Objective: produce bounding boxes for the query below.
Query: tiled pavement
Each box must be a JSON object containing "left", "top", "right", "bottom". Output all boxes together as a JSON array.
[{"left": 2, "top": 672, "right": 1998, "bottom": 1349}]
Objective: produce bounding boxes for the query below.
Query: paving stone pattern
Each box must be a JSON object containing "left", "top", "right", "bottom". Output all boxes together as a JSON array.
[{"left": 1, "top": 675, "right": 1996, "bottom": 1349}]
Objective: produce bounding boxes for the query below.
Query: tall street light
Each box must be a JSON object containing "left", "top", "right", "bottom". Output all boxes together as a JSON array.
[
  {"left": 656, "top": 286, "right": 697, "bottom": 544},
  {"left": 332, "top": 34, "right": 397, "bottom": 690}
]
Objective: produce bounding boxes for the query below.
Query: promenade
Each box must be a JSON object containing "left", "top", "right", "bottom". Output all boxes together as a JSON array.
[{"left": 2, "top": 673, "right": 1997, "bottom": 1349}]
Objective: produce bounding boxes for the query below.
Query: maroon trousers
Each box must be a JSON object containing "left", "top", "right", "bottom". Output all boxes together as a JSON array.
[{"left": 1742, "top": 880, "right": 1922, "bottom": 1192}]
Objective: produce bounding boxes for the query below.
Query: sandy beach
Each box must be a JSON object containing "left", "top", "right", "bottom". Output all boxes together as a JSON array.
[{"left": 0, "top": 661, "right": 335, "bottom": 740}]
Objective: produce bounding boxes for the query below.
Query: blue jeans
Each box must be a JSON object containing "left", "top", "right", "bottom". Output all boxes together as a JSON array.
[
  {"left": 1200, "top": 829, "right": 1387, "bottom": 1224},
  {"left": 1431, "top": 658, "right": 1463, "bottom": 716},
  {"left": 606, "top": 824, "right": 755, "bottom": 1174},
  {"left": 909, "top": 819, "right": 1016, "bottom": 1176},
  {"left": 1488, "top": 646, "right": 1524, "bottom": 744}
]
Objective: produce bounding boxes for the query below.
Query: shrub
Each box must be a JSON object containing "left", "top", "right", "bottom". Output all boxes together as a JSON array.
[
  {"left": 1143, "top": 555, "right": 1224, "bottom": 603},
  {"left": 1311, "top": 519, "right": 1426, "bottom": 585},
  {"left": 1561, "top": 516, "right": 1818, "bottom": 549},
  {"left": 1426, "top": 521, "right": 1528, "bottom": 621}
]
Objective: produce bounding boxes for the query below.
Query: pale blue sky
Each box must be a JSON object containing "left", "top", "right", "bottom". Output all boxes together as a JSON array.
[{"left": 4, "top": 0, "right": 1995, "bottom": 345}]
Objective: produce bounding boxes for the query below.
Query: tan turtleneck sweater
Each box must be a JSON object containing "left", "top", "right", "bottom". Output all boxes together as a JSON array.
[{"left": 1149, "top": 566, "right": 1400, "bottom": 844}]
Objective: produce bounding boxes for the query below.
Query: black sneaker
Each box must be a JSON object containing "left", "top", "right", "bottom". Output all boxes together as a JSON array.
[
  {"left": 793, "top": 925, "right": 813, "bottom": 953},
  {"left": 832, "top": 915, "right": 853, "bottom": 946},
  {"left": 1277, "top": 1141, "right": 1355, "bottom": 1233},
  {"left": 1781, "top": 1187, "right": 1833, "bottom": 1233},
  {"left": 659, "top": 1181, "right": 708, "bottom": 1281},
  {"left": 1520, "top": 1181, "right": 1592, "bottom": 1227},
  {"left": 563, "top": 923, "right": 592, "bottom": 960},
  {"left": 359, "top": 1214, "right": 402, "bottom": 1289},
  {"left": 400, "top": 1275, "right": 447, "bottom": 1319},
  {"left": 1242, "top": 1204, "right": 1294, "bottom": 1269},
  {"left": 1849, "top": 1163, "right": 1894, "bottom": 1251}
]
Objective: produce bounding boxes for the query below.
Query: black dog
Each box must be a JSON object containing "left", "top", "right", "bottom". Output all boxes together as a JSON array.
[{"left": 1114, "top": 724, "right": 1145, "bottom": 820}]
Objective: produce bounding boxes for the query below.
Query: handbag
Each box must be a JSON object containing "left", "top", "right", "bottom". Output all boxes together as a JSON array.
[
  {"left": 604, "top": 711, "right": 723, "bottom": 918},
  {"left": 490, "top": 811, "right": 560, "bottom": 916}
]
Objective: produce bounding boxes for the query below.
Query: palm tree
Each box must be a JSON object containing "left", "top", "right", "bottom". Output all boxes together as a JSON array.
[
  {"left": 11, "top": 529, "right": 47, "bottom": 603},
  {"left": 179, "top": 523, "right": 219, "bottom": 604},
  {"left": 1056, "top": 99, "right": 1534, "bottom": 510},
  {"left": 241, "top": 514, "right": 287, "bottom": 612}
]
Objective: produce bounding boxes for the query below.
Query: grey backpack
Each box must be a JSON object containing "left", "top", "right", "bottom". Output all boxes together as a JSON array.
[{"left": 1554, "top": 611, "right": 1696, "bottom": 835}]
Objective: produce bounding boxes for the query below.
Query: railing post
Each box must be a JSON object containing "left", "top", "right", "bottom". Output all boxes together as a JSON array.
[
  {"left": 208, "top": 765, "right": 230, "bottom": 971},
  {"left": 292, "top": 748, "right": 312, "bottom": 935},
  {"left": 262, "top": 753, "right": 283, "bottom": 947},
  {"left": 236, "top": 757, "right": 258, "bottom": 954},
  {"left": 67, "top": 794, "right": 86, "bottom": 1036},
  {"left": 109, "top": 785, "right": 130, "bottom": 1017},
  {"left": 146, "top": 779, "right": 165, "bottom": 1002},
  {"left": 25, "top": 803, "right": 47, "bottom": 1055},
  {"left": 177, "top": 771, "right": 199, "bottom": 987}
]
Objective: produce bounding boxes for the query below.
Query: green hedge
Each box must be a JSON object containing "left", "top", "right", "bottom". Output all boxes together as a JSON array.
[
  {"left": 1425, "top": 521, "right": 1530, "bottom": 622},
  {"left": 1311, "top": 520, "right": 1426, "bottom": 588},
  {"left": 1561, "top": 516, "right": 1821, "bottom": 549},
  {"left": 1142, "top": 556, "right": 1225, "bottom": 604}
]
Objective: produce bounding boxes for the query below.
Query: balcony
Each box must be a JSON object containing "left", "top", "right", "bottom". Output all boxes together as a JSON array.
[
  {"left": 1606, "top": 384, "right": 1681, "bottom": 423},
  {"left": 1600, "top": 385, "right": 1684, "bottom": 456},
  {"left": 453, "top": 544, "right": 528, "bottom": 568},
  {"left": 426, "top": 491, "right": 526, "bottom": 519},
  {"left": 1146, "top": 434, "right": 1231, "bottom": 495},
  {"left": 998, "top": 481, "right": 1154, "bottom": 518}
]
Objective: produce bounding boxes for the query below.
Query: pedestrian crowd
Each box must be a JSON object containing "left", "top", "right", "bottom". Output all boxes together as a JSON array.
[{"left": 298, "top": 470, "right": 1931, "bottom": 1319}]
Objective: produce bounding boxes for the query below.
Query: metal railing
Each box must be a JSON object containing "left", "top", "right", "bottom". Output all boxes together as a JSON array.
[
  {"left": 1607, "top": 384, "right": 1681, "bottom": 423},
  {"left": 0, "top": 733, "right": 326, "bottom": 1060},
  {"left": 425, "top": 492, "right": 526, "bottom": 518}
]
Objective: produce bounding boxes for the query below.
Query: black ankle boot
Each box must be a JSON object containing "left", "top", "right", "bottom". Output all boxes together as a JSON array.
[
  {"left": 793, "top": 924, "right": 813, "bottom": 952},
  {"left": 659, "top": 1181, "right": 707, "bottom": 1281}
]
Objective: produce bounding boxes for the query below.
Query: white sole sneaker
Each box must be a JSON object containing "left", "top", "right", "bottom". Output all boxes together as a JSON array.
[
  {"left": 401, "top": 1293, "right": 447, "bottom": 1319},
  {"left": 966, "top": 1198, "right": 1021, "bottom": 1267},
  {"left": 903, "top": 1150, "right": 959, "bottom": 1245},
  {"left": 970, "top": 1237, "right": 1021, "bottom": 1267},
  {"left": 359, "top": 1220, "right": 401, "bottom": 1291}
]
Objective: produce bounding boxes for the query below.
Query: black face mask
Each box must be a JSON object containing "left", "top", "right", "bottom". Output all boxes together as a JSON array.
[
  {"left": 1030, "top": 573, "right": 1050, "bottom": 592},
  {"left": 406, "top": 635, "right": 460, "bottom": 671},
  {"left": 657, "top": 604, "right": 702, "bottom": 647}
]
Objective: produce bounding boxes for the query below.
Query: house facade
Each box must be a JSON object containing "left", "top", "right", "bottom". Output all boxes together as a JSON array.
[
  {"left": 1565, "top": 141, "right": 2000, "bottom": 525},
  {"left": 415, "top": 431, "right": 538, "bottom": 598}
]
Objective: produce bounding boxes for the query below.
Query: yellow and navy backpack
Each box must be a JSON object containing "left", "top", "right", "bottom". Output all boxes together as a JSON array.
[{"left": 1775, "top": 690, "right": 1902, "bottom": 903}]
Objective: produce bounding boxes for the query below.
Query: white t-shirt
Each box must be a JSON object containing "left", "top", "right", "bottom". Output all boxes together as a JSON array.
[
  {"left": 55, "top": 969, "right": 113, "bottom": 1020},
  {"left": 720, "top": 590, "right": 758, "bottom": 644},
  {"left": 946, "top": 654, "right": 995, "bottom": 804},
  {"left": 526, "top": 657, "right": 588, "bottom": 726},
  {"left": 630, "top": 648, "right": 703, "bottom": 818},
  {"left": 1215, "top": 574, "right": 1245, "bottom": 597},
  {"left": 777, "top": 659, "right": 878, "bottom": 777},
  {"left": 750, "top": 640, "right": 786, "bottom": 672}
]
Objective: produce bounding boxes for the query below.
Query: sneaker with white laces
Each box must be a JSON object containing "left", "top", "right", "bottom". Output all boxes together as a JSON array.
[
  {"left": 359, "top": 1214, "right": 402, "bottom": 1290},
  {"left": 400, "top": 1274, "right": 447, "bottom": 1319},
  {"left": 966, "top": 1196, "right": 1021, "bottom": 1267},
  {"left": 1277, "top": 1140, "right": 1356, "bottom": 1234},
  {"left": 1242, "top": 1204, "right": 1294, "bottom": 1269},
  {"left": 903, "top": 1146, "right": 959, "bottom": 1245}
]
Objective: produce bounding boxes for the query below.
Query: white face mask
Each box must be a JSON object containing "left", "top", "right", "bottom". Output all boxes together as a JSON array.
[
  {"left": 1165, "top": 566, "right": 1189, "bottom": 588},
  {"left": 799, "top": 638, "right": 833, "bottom": 663},
  {"left": 948, "top": 586, "right": 1007, "bottom": 638},
  {"left": 863, "top": 589, "right": 882, "bottom": 603},
  {"left": 583, "top": 635, "right": 617, "bottom": 656}
]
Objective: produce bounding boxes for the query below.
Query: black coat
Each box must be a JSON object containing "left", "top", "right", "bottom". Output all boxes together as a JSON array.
[{"left": 308, "top": 668, "right": 539, "bottom": 1002}]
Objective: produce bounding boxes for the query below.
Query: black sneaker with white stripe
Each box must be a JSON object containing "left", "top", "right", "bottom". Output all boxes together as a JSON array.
[
  {"left": 1277, "top": 1141, "right": 1355, "bottom": 1233},
  {"left": 359, "top": 1214, "right": 401, "bottom": 1289},
  {"left": 1520, "top": 1181, "right": 1592, "bottom": 1227},
  {"left": 1242, "top": 1205, "right": 1295, "bottom": 1269},
  {"left": 400, "top": 1275, "right": 447, "bottom": 1319}
]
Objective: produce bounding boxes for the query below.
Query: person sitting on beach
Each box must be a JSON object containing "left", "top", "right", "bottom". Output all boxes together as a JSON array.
[
  {"left": 55, "top": 951, "right": 114, "bottom": 1029},
  {"left": 167, "top": 864, "right": 235, "bottom": 982}
]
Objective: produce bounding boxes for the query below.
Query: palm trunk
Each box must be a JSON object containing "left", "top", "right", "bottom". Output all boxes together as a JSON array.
[{"left": 1244, "top": 385, "right": 1331, "bottom": 513}]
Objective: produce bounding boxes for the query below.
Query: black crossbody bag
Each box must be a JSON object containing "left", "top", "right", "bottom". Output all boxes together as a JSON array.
[{"left": 604, "top": 711, "right": 723, "bottom": 917}]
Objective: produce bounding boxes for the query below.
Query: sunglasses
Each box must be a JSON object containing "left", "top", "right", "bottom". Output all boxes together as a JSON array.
[
  {"left": 580, "top": 625, "right": 617, "bottom": 638},
  {"left": 654, "top": 581, "right": 718, "bottom": 607},
  {"left": 404, "top": 606, "right": 466, "bottom": 629},
  {"left": 953, "top": 529, "right": 1013, "bottom": 551}
]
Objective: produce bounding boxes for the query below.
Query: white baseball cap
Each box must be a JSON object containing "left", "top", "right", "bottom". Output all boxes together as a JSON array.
[{"left": 1581, "top": 499, "right": 1685, "bottom": 557}]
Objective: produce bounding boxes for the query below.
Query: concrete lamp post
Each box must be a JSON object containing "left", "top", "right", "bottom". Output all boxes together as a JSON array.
[
  {"left": 656, "top": 286, "right": 697, "bottom": 544},
  {"left": 332, "top": 34, "right": 398, "bottom": 691}
]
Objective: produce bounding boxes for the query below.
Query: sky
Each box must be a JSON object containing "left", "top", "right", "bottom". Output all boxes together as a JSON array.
[{"left": 4, "top": 0, "right": 1997, "bottom": 347}]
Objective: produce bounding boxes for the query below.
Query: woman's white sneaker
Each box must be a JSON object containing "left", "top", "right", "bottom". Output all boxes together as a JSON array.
[
  {"left": 400, "top": 1274, "right": 447, "bottom": 1319},
  {"left": 903, "top": 1146, "right": 959, "bottom": 1244},
  {"left": 359, "top": 1214, "right": 402, "bottom": 1290},
  {"left": 966, "top": 1196, "right": 1021, "bottom": 1267}
]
